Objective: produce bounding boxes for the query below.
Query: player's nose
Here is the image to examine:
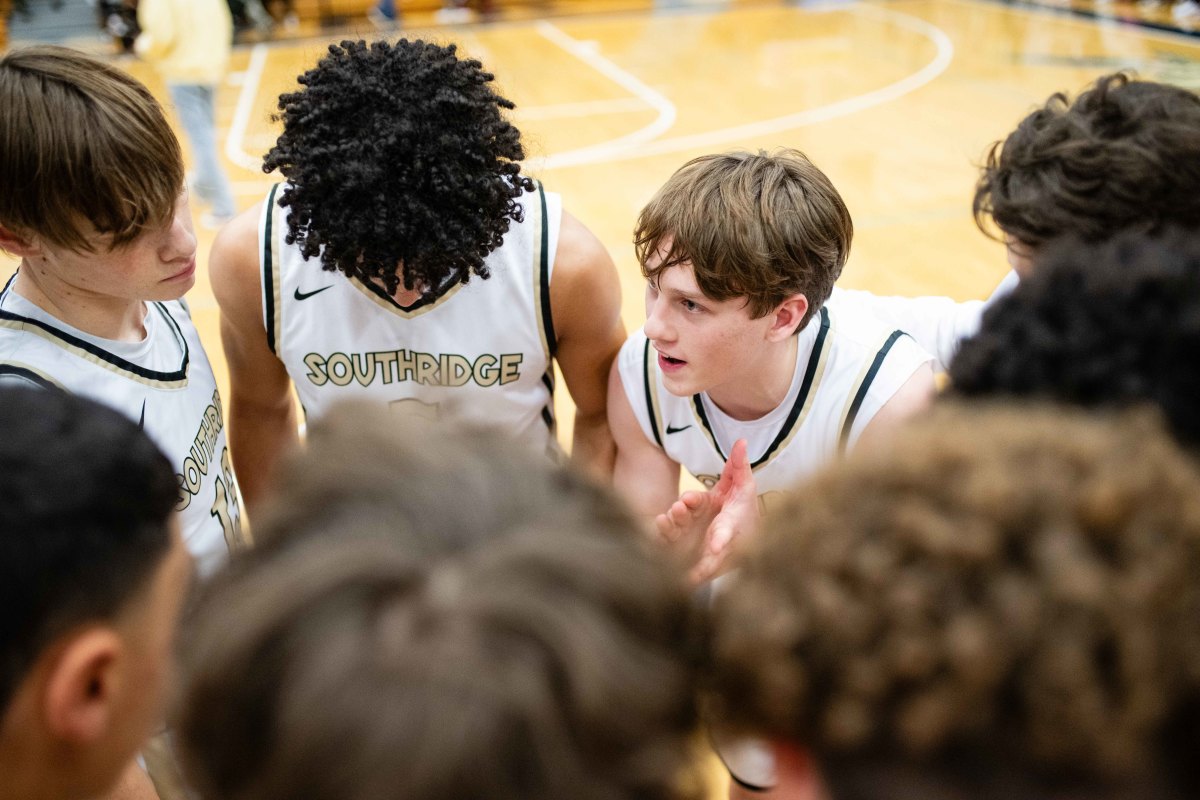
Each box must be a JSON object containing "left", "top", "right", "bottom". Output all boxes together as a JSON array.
[
  {"left": 643, "top": 295, "right": 674, "bottom": 342},
  {"left": 163, "top": 211, "right": 197, "bottom": 262}
]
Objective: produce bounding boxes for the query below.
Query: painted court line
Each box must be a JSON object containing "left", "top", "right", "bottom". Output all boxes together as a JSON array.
[
  {"left": 531, "top": 3, "right": 954, "bottom": 168},
  {"left": 515, "top": 97, "right": 653, "bottom": 120},
  {"left": 531, "top": 20, "right": 678, "bottom": 170},
  {"left": 224, "top": 4, "right": 953, "bottom": 176},
  {"left": 226, "top": 43, "right": 271, "bottom": 173}
]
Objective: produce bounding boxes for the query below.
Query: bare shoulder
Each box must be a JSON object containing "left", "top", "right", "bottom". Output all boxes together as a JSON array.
[
  {"left": 208, "top": 202, "right": 263, "bottom": 322},
  {"left": 550, "top": 209, "right": 621, "bottom": 313},
  {"left": 608, "top": 356, "right": 681, "bottom": 516}
]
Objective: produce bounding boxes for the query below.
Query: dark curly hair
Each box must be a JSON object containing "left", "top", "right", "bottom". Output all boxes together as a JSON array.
[
  {"left": 973, "top": 73, "right": 1200, "bottom": 248},
  {"left": 263, "top": 39, "right": 535, "bottom": 295},
  {"left": 711, "top": 402, "right": 1200, "bottom": 799},
  {"left": 949, "top": 228, "right": 1200, "bottom": 450}
]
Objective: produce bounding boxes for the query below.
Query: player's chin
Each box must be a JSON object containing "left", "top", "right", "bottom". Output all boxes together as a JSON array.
[
  {"left": 149, "top": 278, "right": 195, "bottom": 302},
  {"left": 155, "top": 267, "right": 197, "bottom": 298},
  {"left": 661, "top": 372, "right": 699, "bottom": 398}
]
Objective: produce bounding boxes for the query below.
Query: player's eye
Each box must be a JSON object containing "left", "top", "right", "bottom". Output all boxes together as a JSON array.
[{"left": 682, "top": 298, "right": 702, "bottom": 312}]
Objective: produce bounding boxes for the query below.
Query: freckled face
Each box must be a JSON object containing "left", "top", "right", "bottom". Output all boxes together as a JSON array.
[
  {"left": 32, "top": 192, "right": 198, "bottom": 303},
  {"left": 642, "top": 254, "right": 775, "bottom": 399}
]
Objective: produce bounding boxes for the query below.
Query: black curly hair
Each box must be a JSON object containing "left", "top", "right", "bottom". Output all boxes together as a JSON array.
[
  {"left": 949, "top": 228, "right": 1200, "bottom": 449},
  {"left": 973, "top": 73, "right": 1200, "bottom": 248},
  {"left": 263, "top": 39, "right": 535, "bottom": 295}
]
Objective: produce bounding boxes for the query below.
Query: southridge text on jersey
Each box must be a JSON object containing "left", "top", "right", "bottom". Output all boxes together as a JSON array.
[{"left": 303, "top": 350, "right": 525, "bottom": 388}]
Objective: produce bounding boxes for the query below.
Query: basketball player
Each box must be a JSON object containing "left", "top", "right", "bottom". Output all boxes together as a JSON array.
[
  {"left": 0, "top": 46, "right": 243, "bottom": 576},
  {"left": 174, "top": 402, "right": 704, "bottom": 800},
  {"left": 211, "top": 39, "right": 625, "bottom": 509},
  {"left": 951, "top": 227, "right": 1200, "bottom": 450},
  {"left": 711, "top": 403, "right": 1200, "bottom": 800},
  {"left": 0, "top": 387, "right": 192, "bottom": 800},
  {"left": 831, "top": 72, "right": 1200, "bottom": 370},
  {"left": 609, "top": 149, "right": 935, "bottom": 583}
]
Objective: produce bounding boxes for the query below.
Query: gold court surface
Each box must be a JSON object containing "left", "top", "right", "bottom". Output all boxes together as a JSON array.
[
  {"left": 3, "top": 4, "right": 1199, "bottom": 795},
  {"left": 6, "top": 0, "right": 1200, "bottom": 442}
]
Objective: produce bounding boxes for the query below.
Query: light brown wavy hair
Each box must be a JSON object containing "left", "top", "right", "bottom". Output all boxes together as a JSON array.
[
  {"left": 712, "top": 402, "right": 1200, "bottom": 799},
  {"left": 0, "top": 46, "right": 182, "bottom": 252},
  {"left": 635, "top": 149, "right": 852, "bottom": 325},
  {"left": 177, "top": 403, "right": 706, "bottom": 800}
]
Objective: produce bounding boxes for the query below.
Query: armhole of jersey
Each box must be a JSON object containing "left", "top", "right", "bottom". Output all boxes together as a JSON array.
[
  {"left": 838, "top": 330, "right": 908, "bottom": 452},
  {"left": 641, "top": 337, "right": 663, "bottom": 448},
  {"left": 261, "top": 183, "right": 283, "bottom": 355},
  {"left": 534, "top": 182, "right": 557, "bottom": 360},
  {"left": 0, "top": 363, "right": 63, "bottom": 389}
]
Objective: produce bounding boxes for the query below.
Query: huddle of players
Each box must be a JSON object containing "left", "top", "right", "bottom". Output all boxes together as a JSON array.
[{"left": 3, "top": 35, "right": 1200, "bottom": 800}]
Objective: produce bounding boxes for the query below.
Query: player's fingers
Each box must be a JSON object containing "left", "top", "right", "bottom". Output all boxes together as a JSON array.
[
  {"left": 730, "top": 438, "right": 749, "bottom": 466},
  {"left": 708, "top": 522, "right": 734, "bottom": 554},
  {"left": 654, "top": 513, "right": 678, "bottom": 542},
  {"left": 692, "top": 550, "right": 722, "bottom": 584}
]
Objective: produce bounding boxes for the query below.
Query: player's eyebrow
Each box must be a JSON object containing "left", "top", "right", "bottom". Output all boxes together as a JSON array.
[{"left": 663, "top": 285, "right": 709, "bottom": 302}]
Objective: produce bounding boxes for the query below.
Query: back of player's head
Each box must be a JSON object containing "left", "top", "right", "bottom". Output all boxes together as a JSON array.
[
  {"left": 263, "top": 39, "right": 534, "bottom": 298},
  {"left": 249, "top": 400, "right": 632, "bottom": 557},
  {"left": 711, "top": 402, "right": 1200, "bottom": 800},
  {"left": 949, "top": 228, "right": 1200, "bottom": 450},
  {"left": 635, "top": 149, "right": 853, "bottom": 323},
  {"left": 974, "top": 73, "right": 1200, "bottom": 251},
  {"left": 176, "top": 404, "right": 704, "bottom": 800},
  {"left": 0, "top": 386, "right": 178, "bottom": 720},
  {"left": 0, "top": 45, "right": 183, "bottom": 253}
]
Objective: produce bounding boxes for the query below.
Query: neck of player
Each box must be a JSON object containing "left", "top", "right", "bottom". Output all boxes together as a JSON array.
[{"left": 707, "top": 335, "right": 800, "bottom": 422}]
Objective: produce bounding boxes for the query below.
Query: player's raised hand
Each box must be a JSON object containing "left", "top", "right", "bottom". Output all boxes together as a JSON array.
[
  {"left": 654, "top": 439, "right": 760, "bottom": 583},
  {"left": 692, "top": 439, "right": 758, "bottom": 582}
]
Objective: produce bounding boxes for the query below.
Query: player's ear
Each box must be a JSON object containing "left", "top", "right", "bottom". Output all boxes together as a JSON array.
[
  {"left": 0, "top": 223, "right": 40, "bottom": 259},
  {"left": 765, "top": 294, "right": 809, "bottom": 342},
  {"left": 43, "top": 628, "right": 124, "bottom": 745}
]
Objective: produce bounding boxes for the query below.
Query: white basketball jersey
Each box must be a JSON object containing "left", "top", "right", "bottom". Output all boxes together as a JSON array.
[
  {"left": 0, "top": 278, "right": 243, "bottom": 576},
  {"left": 618, "top": 305, "right": 932, "bottom": 506},
  {"left": 261, "top": 182, "right": 561, "bottom": 455}
]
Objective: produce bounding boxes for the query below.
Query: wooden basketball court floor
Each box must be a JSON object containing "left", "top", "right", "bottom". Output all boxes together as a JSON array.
[
  {"left": 1, "top": 4, "right": 1197, "bottom": 794},
  {"left": 5, "top": 0, "right": 1200, "bottom": 444}
]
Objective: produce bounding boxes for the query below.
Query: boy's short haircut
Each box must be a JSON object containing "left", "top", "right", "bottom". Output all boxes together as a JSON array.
[
  {"left": 634, "top": 149, "right": 853, "bottom": 323},
  {"left": 177, "top": 403, "right": 705, "bottom": 800},
  {"left": 711, "top": 403, "right": 1200, "bottom": 799},
  {"left": 950, "top": 228, "right": 1200, "bottom": 450},
  {"left": 0, "top": 45, "right": 183, "bottom": 252},
  {"left": 0, "top": 386, "right": 178, "bottom": 719},
  {"left": 973, "top": 73, "right": 1200, "bottom": 248},
  {"left": 262, "top": 39, "right": 534, "bottom": 297}
]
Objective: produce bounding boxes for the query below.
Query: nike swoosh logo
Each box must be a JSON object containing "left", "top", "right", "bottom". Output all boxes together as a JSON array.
[
  {"left": 665, "top": 424, "right": 692, "bottom": 434},
  {"left": 138, "top": 399, "right": 146, "bottom": 430},
  {"left": 294, "top": 285, "right": 333, "bottom": 301}
]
